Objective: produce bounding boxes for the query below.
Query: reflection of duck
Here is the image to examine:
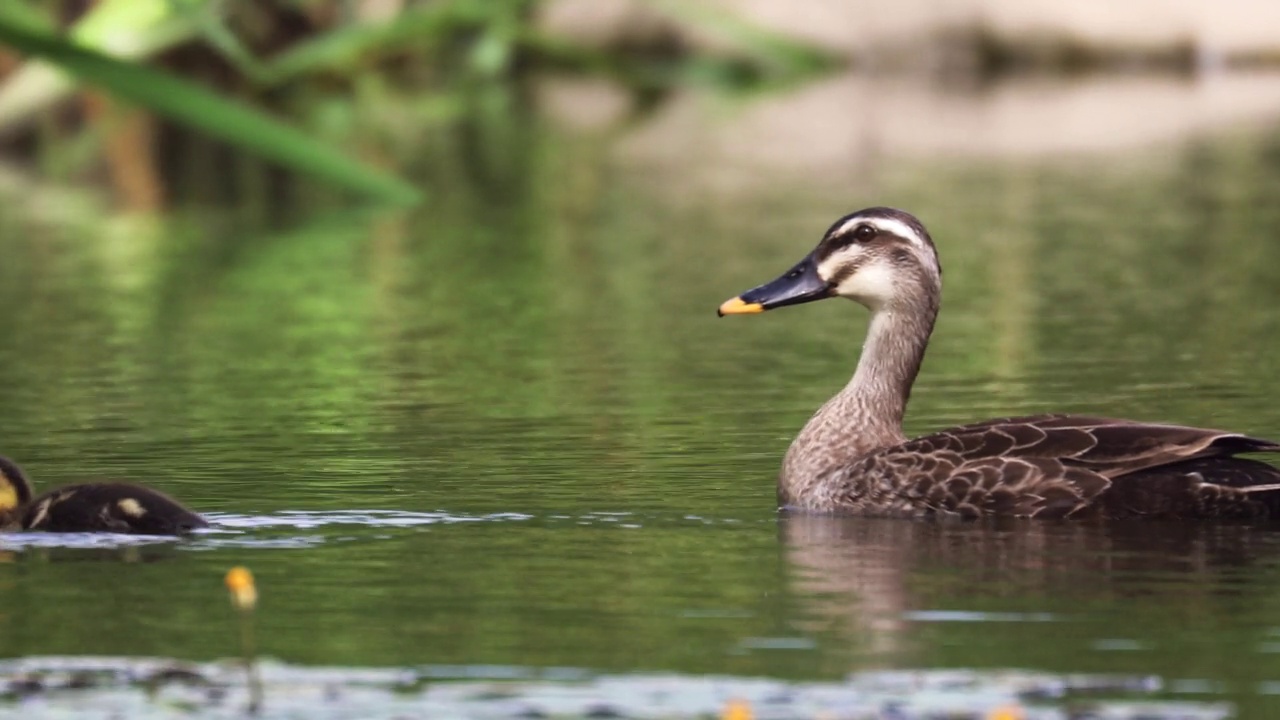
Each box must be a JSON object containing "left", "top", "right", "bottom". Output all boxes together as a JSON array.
[
  {"left": 720, "top": 207, "right": 1280, "bottom": 519},
  {"left": 780, "top": 514, "right": 1274, "bottom": 660},
  {"left": 0, "top": 456, "right": 206, "bottom": 535}
]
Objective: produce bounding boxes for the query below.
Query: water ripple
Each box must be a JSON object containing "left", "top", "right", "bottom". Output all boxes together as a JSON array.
[
  {"left": 0, "top": 510, "right": 759, "bottom": 552},
  {"left": 207, "top": 509, "right": 535, "bottom": 530}
]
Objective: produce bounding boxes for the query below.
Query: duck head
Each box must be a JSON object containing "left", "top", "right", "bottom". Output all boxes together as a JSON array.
[{"left": 718, "top": 207, "right": 942, "bottom": 316}]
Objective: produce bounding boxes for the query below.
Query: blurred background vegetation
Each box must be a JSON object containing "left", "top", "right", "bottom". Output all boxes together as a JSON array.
[
  {"left": 0, "top": 0, "right": 839, "bottom": 211},
  {"left": 5, "top": 5, "right": 1280, "bottom": 712},
  {"left": 4, "top": 1, "right": 1278, "bottom": 214}
]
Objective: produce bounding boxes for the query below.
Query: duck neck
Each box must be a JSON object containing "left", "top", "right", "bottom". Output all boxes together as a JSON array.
[{"left": 780, "top": 300, "right": 937, "bottom": 504}]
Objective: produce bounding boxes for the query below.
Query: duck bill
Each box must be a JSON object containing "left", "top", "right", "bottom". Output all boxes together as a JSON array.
[{"left": 718, "top": 254, "right": 833, "bottom": 316}]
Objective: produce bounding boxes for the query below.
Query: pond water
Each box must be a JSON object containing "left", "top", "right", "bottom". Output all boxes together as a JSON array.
[{"left": 2, "top": 75, "right": 1280, "bottom": 718}]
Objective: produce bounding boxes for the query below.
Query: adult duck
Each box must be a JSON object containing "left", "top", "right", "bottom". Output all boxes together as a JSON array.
[{"left": 718, "top": 207, "right": 1280, "bottom": 519}]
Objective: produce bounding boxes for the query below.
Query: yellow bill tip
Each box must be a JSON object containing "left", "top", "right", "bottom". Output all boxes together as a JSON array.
[{"left": 718, "top": 297, "right": 764, "bottom": 316}]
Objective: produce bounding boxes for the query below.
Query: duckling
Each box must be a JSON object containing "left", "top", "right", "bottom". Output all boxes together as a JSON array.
[{"left": 0, "top": 456, "right": 206, "bottom": 535}]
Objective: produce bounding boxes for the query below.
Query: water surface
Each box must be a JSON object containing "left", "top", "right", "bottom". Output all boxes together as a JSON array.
[{"left": 2, "top": 78, "right": 1280, "bottom": 718}]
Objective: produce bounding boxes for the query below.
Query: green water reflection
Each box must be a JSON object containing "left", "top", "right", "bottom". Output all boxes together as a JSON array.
[{"left": 2, "top": 103, "right": 1280, "bottom": 715}]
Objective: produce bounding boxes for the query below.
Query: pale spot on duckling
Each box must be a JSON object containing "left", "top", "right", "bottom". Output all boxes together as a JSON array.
[
  {"left": 116, "top": 498, "right": 147, "bottom": 518},
  {"left": 25, "top": 498, "right": 52, "bottom": 529}
]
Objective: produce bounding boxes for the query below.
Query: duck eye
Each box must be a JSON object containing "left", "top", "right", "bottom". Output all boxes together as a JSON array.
[{"left": 854, "top": 224, "right": 876, "bottom": 242}]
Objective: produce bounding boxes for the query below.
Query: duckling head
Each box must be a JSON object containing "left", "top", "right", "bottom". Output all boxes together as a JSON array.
[
  {"left": 0, "top": 456, "right": 35, "bottom": 527},
  {"left": 718, "top": 207, "right": 942, "bottom": 316}
]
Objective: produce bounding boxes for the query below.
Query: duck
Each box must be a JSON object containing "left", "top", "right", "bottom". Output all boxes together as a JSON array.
[
  {"left": 718, "top": 206, "right": 1280, "bottom": 520},
  {"left": 0, "top": 455, "right": 207, "bottom": 534}
]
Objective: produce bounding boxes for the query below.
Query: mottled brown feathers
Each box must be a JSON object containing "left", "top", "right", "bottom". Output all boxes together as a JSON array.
[
  {"left": 0, "top": 456, "right": 205, "bottom": 535},
  {"left": 801, "top": 415, "right": 1280, "bottom": 519}
]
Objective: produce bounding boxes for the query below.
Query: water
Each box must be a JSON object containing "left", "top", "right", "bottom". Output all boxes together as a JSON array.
[{"left": 2, "top": 75, "right": 1280, "bottom": 717}]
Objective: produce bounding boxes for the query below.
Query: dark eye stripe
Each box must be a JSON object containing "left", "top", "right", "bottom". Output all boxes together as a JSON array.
[{"left": 819, "top": 224, "right": 876, "bottom": 256}]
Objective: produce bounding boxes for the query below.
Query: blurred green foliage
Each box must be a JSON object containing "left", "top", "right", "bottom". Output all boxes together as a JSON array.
[{"left": 0, "top": 0, "right": 837, "bottom": 205}]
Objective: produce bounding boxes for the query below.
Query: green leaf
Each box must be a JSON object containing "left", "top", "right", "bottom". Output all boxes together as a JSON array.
[
  {"left": 0, "top": 20, "right": 420, "bottom": 205},
  {"left": 260, "top": 4, "right": 487, "bottom": 84},
  {"left": 0, "top": 2, "right": 54, "bottom": 34},
  {"left": 0, "top": 0, "right": 198, "bottom": 132}
]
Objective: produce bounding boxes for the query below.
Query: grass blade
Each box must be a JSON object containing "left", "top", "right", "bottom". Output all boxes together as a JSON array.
[
  {"left": 0, "top": 0, "right": 194, "bottom": 130},
  {"left": 0, "top": 20, "right": 420, "bottom": 205}
]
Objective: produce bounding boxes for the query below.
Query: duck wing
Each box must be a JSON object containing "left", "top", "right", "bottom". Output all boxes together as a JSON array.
[{"left": 825, "top": 414, "right": 1280, "bottom": 519}]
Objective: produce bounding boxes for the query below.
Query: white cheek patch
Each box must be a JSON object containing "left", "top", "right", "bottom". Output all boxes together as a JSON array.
[
  {"left": 816, "top": 247, "right": 857, "bottom": 282},
  {"left": 834, "top": 259, "right": 897, "bottom": 308}
]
